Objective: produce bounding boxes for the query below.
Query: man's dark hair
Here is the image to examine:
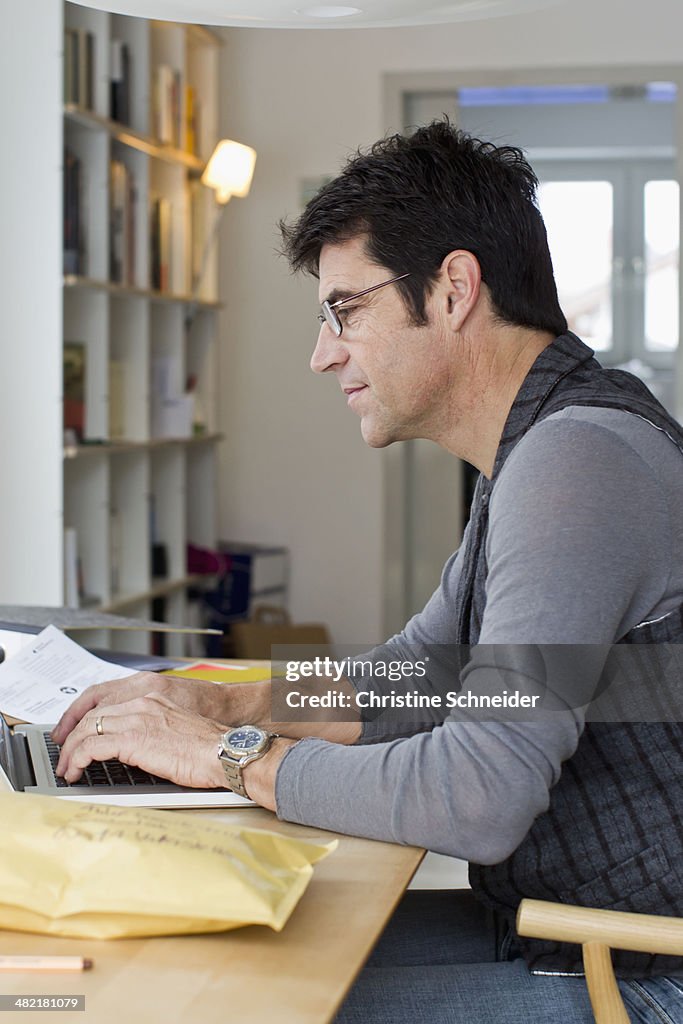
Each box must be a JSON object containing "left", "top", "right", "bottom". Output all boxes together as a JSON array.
[{"left": 280, "top": 119, "right": 568, "bottom": 336}]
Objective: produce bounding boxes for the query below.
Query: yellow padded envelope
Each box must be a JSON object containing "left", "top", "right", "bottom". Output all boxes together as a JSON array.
[{"left": 0, "top": 793, "right": 335, "bottom": 939}]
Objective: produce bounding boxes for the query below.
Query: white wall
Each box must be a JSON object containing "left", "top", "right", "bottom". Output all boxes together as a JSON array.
[
  {"left": 216, "top": 0, "right": 683, "bottom": 646},
  {"left": 0, "top": 1, "right": 63, "bottom": 604}
]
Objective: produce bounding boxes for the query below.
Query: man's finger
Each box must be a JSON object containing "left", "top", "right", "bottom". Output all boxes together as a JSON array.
[
  {"left": 52, "top": 674, "right": 148, "bottom": 743},
  {"left": 56, "top": 695, "right": 161, "bottom": 776},
  {"left": 51, "top": 688, "right": 103, "bottom": 744},
  {"left": 63, "top": 733, "right": 138, "bottom": 783},
  {"left": 56, "top": 701, "right": 130, "bottom": 775}
]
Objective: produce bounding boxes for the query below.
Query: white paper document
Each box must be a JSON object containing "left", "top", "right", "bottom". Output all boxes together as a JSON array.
[{"left": 0, "top": 625, "right": 135, "bottom": 723}]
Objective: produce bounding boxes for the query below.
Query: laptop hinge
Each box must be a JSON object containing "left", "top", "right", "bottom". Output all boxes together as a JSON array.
[{"left": 2, "top": 721, "right": 37, "bottom": 791}]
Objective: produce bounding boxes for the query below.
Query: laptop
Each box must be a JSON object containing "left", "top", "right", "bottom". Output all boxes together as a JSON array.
[{"left": 0, "top": 716, "right": 251, "bottom": 809}]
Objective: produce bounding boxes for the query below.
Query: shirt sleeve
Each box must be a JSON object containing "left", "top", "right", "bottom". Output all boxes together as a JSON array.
[
  {"left": 349, "top": 538, "right": 468, "bottom": 743},
  {"left": 275, "top": 417, "right": 675, "bottom": 858}
]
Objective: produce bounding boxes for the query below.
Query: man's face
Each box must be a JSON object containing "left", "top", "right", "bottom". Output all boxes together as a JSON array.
[{"left": 311, "top": 237, "right": 455, "bottom": 448}]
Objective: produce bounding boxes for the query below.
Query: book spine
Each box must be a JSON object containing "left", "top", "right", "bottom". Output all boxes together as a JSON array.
[
  {"left": 85, "top": 31, "right": 94, "bottom": 111},
  {"left": 72, "top": 29, "right": 81, "bottom": 105},
  {"left": 111, "top": 40, "right": 131, "bottom": 125},
  {"left": 150, "top": 197, "right": 161, "bottom": 290},
  {"left": 110, "top": 507, "right": 121, "bottom": 596},
  {"left": 120, "top": 43, "right": 130, "bottom": 125},
  {"left": 63, "top": 148, "right": 82, "bottom": 275},
  {"left": 77, "top": 29, "right": 94, "bottom": 111},
  {"left": 64, "top": 29, "right": 77, "bottom": 105},
  {"left": 158, "top": 196, "right": 171, "bottom": 292},
  {"left": 155, "top": 65, "right": 176, "bottom": 145},
  {"left": 109, "top": 160, "right": 126, "bottom": 283},
  {"left": 126, "top": 169, "right": 136, "bottom": 286},
  {"left": 172, "top": 69, "right": 181, "bottom": 148},
  {"left": 185, "top": 85, "right": 195, "bottom": 155},
  {"left": 110, "top": 39, "right": 122, "bottom": 121},
  {"left": 63, "top": 341, "right": 86, "bottom": 441}
]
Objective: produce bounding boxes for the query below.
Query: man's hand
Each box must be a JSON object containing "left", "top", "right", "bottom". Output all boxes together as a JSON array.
[
  {"left": 55, "top": 693, "right": 228, "bottom": 789},
  {"left": 51, "top": 672, "right": 241, "bottom": 747}
]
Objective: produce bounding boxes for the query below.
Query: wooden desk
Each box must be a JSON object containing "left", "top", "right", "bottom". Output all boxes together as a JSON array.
[{"left": 0, "top": 807, "right": 424, "bottom": 1024}]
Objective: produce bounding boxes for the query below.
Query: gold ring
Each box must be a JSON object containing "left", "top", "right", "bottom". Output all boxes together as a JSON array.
[{"left": 95, "top": 716, "right": 104, "bottom": 737}]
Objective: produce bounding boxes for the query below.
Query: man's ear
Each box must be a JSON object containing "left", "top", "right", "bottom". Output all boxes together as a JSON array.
[{"left": 441, "top": 250, "right": 482, "bottom": 331}]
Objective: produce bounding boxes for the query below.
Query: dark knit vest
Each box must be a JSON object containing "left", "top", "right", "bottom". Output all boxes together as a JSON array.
[{"left": 459, "top": 332, "right": 683, "bottom": 977}]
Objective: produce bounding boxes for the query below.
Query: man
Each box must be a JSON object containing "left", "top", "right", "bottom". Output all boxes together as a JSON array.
[{"left": 53, "top": 121, "right": 683, "bottom": 1022}]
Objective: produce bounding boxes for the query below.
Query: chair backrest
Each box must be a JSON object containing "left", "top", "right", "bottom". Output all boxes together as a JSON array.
[
  {"left": 517, "top": 899, "right": 683, "bottom": 1024},
  {"left": 517, "top": 899, "right": 683, "bottom": 956}
]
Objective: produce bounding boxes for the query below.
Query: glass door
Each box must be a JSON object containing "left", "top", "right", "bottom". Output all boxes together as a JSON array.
[{"left": 534, "top": 159, "right": 679, "bottom": 373}]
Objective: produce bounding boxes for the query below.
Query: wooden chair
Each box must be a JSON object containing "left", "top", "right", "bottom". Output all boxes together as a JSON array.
[{"left": 517, "top": 899, "right": 683, "bottom": 1024}]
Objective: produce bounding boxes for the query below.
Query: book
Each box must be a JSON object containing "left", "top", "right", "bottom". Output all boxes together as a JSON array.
[
  {"left": 109, "top": 505, "right": 122, "bottom": 596},
  {"left": 109, "top": 159, "right": 136, "bottom": 285},
  {"left": 63, "top": 341, "right": 86, "bottom": 441},
  {"left": 64, "top": 28, "right": 94, "bottom": 110},
  {"left": 109, "top": 159, "right": 135, "bottom": 288},
  {"left": 78, "top": 29, "right": 95, "bottom": 112},
  {"left": 150, "top": 196, "right": 171, "bottom": 292},
  {"left": 110, "top": 39, "right": 130, "bottom": 125},
  {"left": 185, "top": 85, "right": 200, "bottom": 156},
  {"left": 151, "top": 394, "right": 193, "bottom": 440},
  {"left": 162, "top": 662, "right": 278, "bottom": 685},
  {"left": 219, "top": 542, "right": 290, "bottom": 596},
  {"left": 64, "top": 29, "right": 78, "bottom": 105},
  {"left": 152, "top": 64, "right": 179, "bottom": 146},
  {"left": 190, "top": 182, "right": 208, "bottom": 291},
  {"left": 63, "top": 148, "right": 83, "bottom": 275},
  {"left": 171, "top": 68, "right": 181, "bottom": 148}
]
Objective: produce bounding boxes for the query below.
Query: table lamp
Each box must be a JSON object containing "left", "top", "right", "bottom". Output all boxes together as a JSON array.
[{"left": 191, "top": 138, "right": 257, "bottom": 299}]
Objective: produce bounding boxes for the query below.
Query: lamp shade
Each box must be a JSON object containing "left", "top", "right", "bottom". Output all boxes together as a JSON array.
[
  {"left": 201, "top": 140, "right": 257, "bottom": 203},
  {"left": 69, "top": 0, "right": 563, "bottom": 29}
]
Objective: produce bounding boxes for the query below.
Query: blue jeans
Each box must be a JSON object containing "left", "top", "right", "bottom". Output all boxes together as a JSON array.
[{"left": 336, "top": 890, "right": 683, "bottom": 1024}]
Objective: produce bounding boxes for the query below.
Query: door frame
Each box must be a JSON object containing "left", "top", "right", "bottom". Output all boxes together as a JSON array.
[{"left": 380, "top": 63, "right": 683, "bottom": 636}]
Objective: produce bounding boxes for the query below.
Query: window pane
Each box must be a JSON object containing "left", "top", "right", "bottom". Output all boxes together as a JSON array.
[
  {"left": 537, "top": 181, "right": 613, "bottom": 351},
  {"left": 644, "top": 179, "right": 679, "bottom": 352}
]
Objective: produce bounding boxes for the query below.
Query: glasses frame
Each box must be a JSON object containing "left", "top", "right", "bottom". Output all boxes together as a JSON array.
[{"left": 317, "top": 272, "right": 411, "bottom": 337}]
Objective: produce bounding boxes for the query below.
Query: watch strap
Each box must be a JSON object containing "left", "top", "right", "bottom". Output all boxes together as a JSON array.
[{"left": 220, "top": 755, "right": 250, "bottom": 798}]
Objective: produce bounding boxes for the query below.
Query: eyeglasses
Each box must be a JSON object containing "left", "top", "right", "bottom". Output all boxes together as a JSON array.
[{"left": 317, "top": 273, "right": 410, "bottom": 337}]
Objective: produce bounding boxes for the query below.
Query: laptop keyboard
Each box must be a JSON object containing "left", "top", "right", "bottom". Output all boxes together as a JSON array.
[{"left": 44, "top": 734, "right": 170, "bottom": 789}]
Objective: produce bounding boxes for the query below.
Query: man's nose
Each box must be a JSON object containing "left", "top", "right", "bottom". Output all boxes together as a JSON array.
[{"left": 310, "top": 325, "right": 349, "bottom": 374}]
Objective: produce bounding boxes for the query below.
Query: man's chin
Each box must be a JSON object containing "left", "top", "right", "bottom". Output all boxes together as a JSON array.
[{"left": 360, "top": 418, "right": 395, "bottom": 449}]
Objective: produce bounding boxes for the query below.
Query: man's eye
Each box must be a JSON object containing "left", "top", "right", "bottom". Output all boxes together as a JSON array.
[{"left": 338, "top": 306, "right": 355, "bottom": 322}]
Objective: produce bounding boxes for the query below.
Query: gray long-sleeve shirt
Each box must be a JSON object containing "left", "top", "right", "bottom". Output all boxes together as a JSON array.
[{"left": 275, "top": 407, "right": 683, "bottom": 861}]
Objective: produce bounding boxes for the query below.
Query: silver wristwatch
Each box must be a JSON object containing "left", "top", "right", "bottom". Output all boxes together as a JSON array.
[{"left": 217, "top": 725, "right": 278, "bottom": 798}]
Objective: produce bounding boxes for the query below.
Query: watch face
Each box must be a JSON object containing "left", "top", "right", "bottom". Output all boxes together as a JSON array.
[{"left": 224, "top": 726, "right": 266, "bottom": 754}]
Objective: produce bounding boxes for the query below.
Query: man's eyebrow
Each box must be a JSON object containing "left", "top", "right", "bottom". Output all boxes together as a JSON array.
[
  {"left": 321, "top": 287, "right": 372, "bottom": 306},
  {"left": 321, "top": 287, "right": 356, "bottom": 306}
]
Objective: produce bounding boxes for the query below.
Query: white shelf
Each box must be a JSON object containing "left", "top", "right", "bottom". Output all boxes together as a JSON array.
[
  {"left": 64, "top": 275, "right": 223, "bottom": 309},
  {"left": 102, "top": 574, "right": 208, "bottom": 613},
  {"left": 60, "top": 4, "right": 223, "bottom": 655},
  {"left": 64, "top": 104, "right": 206, "bottom": 172},
  {"left": 64, "top": 434, "right": 224, "bottom": 459},
  {"left": 0, "top": 4, "right": 224, "bottom": 656}
]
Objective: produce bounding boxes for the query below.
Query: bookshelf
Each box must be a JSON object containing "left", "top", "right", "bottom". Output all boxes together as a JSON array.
[{"left": 0, "top": 3, "right": 224, "bottom": 657}]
